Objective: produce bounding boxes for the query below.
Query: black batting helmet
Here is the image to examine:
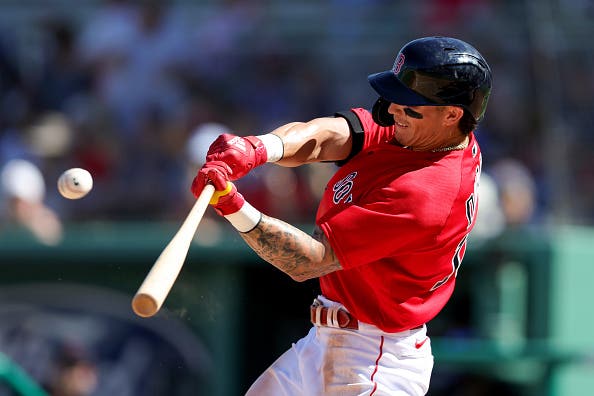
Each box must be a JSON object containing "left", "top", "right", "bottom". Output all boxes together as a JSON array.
[{"left": 368, "top": 36, "right": 492, "bottom": 126}]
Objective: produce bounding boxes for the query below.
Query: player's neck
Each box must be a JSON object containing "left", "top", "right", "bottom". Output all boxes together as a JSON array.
[
  {"left": 401, "top": 135, "right": 469, "bottom": 152},
  {"left": 430, "top": 135, "right": 469, "bottom": 152}
]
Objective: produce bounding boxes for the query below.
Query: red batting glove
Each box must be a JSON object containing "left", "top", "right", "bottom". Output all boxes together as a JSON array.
[
  {"left": 191, "top": 161, "right": 230, "bottom": 197},
  {"left": 190, "top": 161, "right": 245, "bottom": 216},
  {"left": 205, "top": 133, "right": 267, "bottom": 180},
  {"left": 209, "top": 181, "right": 245, "bottom": 216}
]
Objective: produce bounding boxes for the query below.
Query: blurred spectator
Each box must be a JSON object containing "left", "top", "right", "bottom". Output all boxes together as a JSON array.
[
  {"left": 47, "top": 344, "right": 98, "bottom": 396},
  {"left": 77, "top": 0, "right": 192, "bottom": 137},
  {"left": 35, "top": 19, "right": 91, "bottom": 113},
  {"left": 0, "top": 1, "right": 590, "bottom": 224},
  {"left": 0, "top": 159, "right": 63, "bottom": 245},
  {"left": 26, "top": 112, "right": 74, "bottom": 160},
  {"left": 422, "top": 0, "right": 494, "bottom": 32},
  {"left": 189, "top": 0, "right": 262, "bottom": 83},
  {"left": 472, "top": 172, "right": 505, "bottom": 241},
  {"left": 489, "top": 158, "right": 539, "bottom": 227},
  {"left": 77, "top": 0, "right": 138, "bottom": 64}
]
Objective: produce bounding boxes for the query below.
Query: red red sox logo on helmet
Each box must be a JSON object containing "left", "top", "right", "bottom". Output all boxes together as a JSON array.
[
  {"left": 333, "top": 172, "right": 357, "bottom": 204},
  {"left": 392, "top": 53, "right": 405, "bottom": 75}
]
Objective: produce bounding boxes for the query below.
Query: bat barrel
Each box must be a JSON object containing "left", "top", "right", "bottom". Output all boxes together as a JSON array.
[
  {"left": 131, "top": 184, "right": 215, "bottom": 317},
  {"left": 132, "top": 293, "right": 159, "bottom": 317}
]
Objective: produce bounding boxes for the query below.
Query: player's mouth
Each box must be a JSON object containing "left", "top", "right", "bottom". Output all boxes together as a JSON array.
[{"left": 395, "top": 121, "right": 408, "bottom": 128}]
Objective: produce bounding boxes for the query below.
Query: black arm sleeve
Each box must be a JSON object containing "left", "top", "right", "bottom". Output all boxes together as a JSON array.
[{"left": 334, "top": 110, "right": 365, "bottom": 167}]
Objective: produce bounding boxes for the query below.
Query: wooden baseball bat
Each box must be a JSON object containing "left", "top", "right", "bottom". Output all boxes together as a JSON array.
[{"left": 132, "top": 184, "right": 216, "bottom": 317}]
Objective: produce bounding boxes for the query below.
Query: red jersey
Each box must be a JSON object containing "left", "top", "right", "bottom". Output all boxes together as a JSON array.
[{"left": 316, "top": 108, "right": 482, "bottom": 333}]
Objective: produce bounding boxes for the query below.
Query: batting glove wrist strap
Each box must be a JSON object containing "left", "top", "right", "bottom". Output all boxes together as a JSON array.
[
  {"left": 224, "top": 201, "right": 262, "bottom": 233},
  {"left": 258, "top": 133, "right": 284, "bottom": 163}
]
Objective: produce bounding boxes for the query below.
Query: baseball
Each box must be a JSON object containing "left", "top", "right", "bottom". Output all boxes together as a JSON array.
[{"left": 57, "top": 168, "right": 93, "bottom": 199}]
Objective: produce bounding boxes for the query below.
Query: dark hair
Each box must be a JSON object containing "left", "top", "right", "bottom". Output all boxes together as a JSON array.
[{"left": 459, "top": 110, "right": 478, "bottom": 135}]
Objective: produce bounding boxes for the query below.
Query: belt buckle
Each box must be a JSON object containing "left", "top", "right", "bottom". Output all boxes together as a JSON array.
[
  {"left": 310, "top": 299, "right": 358, "bottom": 330},
  {"left": 311, "top": 300, "right": 324, "bottom": 327}
]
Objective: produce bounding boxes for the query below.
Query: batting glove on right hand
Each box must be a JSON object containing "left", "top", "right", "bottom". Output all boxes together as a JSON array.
[
  {"left": 191, "top": 161, "right": 245, "bottom": 216},
  {"left": 205, "top": 134, "right": 267, "bottom": 180}
]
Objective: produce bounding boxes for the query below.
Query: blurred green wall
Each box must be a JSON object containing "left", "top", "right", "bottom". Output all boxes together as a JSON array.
[
  {"left": 1, "top": 223, "right": 593, "bottom": 395},
  {"left": 549, "top": 227, "right": 594, "bottom": 396}
]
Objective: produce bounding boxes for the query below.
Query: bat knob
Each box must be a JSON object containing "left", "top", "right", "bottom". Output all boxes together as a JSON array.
[{"left": 132, "top": 293, "right": 159, "bottom": 317}]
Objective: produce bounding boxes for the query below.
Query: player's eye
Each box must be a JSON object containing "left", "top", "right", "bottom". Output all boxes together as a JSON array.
[{"left": 404, "top": 107, "right": 423, "bottom": 119}]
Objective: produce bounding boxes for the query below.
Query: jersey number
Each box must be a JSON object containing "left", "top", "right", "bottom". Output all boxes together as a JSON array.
[{"left": 431, "top": 154, "right": 481, "bottom": 291}]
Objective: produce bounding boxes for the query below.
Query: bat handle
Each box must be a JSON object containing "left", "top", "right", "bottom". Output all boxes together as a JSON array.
[{"left": 131, "top": 184, "right": 216, "bottom": 317}]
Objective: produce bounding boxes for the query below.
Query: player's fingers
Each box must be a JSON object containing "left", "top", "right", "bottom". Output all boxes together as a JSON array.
[
  {"left": 191, "top": 170, "right": 226, "bottom": 198},
  {"left": 190, "top": 176, "right": 204, "bottom": 198},
  {"left": 207, "top": 133, "right": 235, "bottom": 155},
  {"left": 190, "top": 161, "right": 230, "bottom": 198},
  {"left": 190, "top": 172, "right": 210, "bottom": 198},
  {"left": 205, "top": 151, "right": 225, "bottom": 165},
  {"left": 205, "top": 168, "right": 228, "bottom": 190},
  {"left": 204, "top": 161, "right": 232, "bottom": 189}
]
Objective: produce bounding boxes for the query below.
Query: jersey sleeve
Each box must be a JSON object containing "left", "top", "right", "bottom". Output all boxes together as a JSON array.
[
  {"left": 334, "top": 108, "right": 394, "bottom": 165},
  {"left": 334, "top": 110, "right": 365, "bottom": 166}
]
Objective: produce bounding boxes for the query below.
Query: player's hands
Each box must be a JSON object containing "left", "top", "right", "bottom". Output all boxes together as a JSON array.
[
  {"left": 191, "top": 161, "right": 245, "bottom": 216},
  {"left": 209, "top": 181, "right": 245, "bottom": 216},
  {"left": 191, "top": 160, "right": 230, "bottom": 194},
  {"left": 205, "top": 134, "right": 267, "bottom": 180}
]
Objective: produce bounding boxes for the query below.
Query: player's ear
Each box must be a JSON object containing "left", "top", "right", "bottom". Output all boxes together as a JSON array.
[{"left": 443, "top": 106, "right": 464, "bottom": 126}]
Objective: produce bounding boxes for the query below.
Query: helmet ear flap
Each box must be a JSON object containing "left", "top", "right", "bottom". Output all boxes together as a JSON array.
[{"left": 371, "top": 97, "right": 395, "bottom": 127}]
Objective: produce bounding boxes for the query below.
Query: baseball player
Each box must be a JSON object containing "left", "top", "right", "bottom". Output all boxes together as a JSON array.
[{"left": 191, "top": 36, "right": 492, "bottom": 395}]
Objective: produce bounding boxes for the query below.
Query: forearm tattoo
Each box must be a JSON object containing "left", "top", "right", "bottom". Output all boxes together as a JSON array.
[{"left": 238, "top": 215, "right": 342, "bottom": 281}]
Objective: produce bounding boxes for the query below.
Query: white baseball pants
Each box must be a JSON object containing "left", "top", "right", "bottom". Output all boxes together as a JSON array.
[{"left": 245, "top": 296, "right": 434, "bottom": 396}]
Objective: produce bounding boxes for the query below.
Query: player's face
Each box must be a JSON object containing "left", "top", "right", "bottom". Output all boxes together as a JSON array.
[{"left": 387, "top": 104, "right": 462, "bottom": 150}]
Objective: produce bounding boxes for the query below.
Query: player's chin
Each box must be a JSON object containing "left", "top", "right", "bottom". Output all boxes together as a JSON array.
[{"left": 392, "top": 131, "right": 409, "bottom": 147}]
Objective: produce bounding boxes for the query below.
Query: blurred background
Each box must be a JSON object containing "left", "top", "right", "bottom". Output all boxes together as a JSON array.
[{"left": 0, "top": 0, "right": 593, "bottom": 395}]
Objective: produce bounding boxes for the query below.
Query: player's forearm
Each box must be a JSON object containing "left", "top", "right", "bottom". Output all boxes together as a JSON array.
[
  {"left": 263, "top": 117, "right": 352, "bottom": 166},
  {"left": 238, "top": 215, "right": 342, "bottom": 281}
]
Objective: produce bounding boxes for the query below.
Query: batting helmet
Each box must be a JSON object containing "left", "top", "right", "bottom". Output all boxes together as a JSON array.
[{"left": 368, "top": 36, "right": 492, "bottom": 126}]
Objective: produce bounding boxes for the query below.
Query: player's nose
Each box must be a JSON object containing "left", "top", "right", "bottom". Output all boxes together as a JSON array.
[{"left": 387, "top": 103, "right": 403, "bottom": 118}]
